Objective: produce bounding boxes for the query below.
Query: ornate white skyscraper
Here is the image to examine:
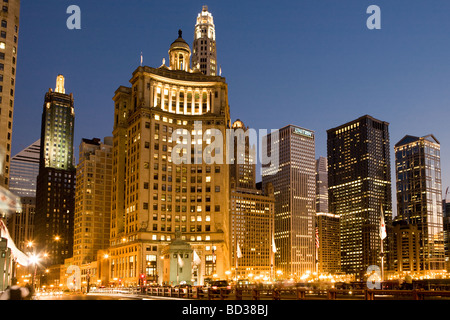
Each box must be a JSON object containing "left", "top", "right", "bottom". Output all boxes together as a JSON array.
[{"left": 192, "top": 5, "right": 217, "bottom": 76}]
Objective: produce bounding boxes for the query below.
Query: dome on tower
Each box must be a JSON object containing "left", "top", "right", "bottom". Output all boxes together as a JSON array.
[
  {"left": 169, "top": 29, "right": 191, "bottom": 53},
  {"left": 232, "top": 119, "right": 246, "bottom": 129},
  {"left": 168, "top": 30, "right": 191, "bottom": 72}
]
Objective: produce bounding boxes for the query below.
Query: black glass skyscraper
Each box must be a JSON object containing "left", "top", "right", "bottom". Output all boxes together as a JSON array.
[
  {"left": 327, "top": 115, "right": 392, "bottom": 276},
  {"left": 35, "top": 75, "right": 75, "bottom": 266}
]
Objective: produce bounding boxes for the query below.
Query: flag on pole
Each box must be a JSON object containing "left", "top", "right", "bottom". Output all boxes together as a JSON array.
[
  {"left": 193, "top": 250, "right": 201, "bottom": 266},
  {"left": 0, "top": 219, "right": 29, "bottom": 266},
  {"left": 380, "top": 205, "right": 387, "bottom": 240},
  {"left": 315, "top": 227, "right": 320, "bottom": 248},
  {"left": 0, "top": 185, "right": 22, "bottom": 214},
  {"left": 272, "top": 235, "right": 277, "bottom": 253},
  {"left": 178, "top": 254, "right": 184, "bottom": 268},
  {"left": 237, "top": 242, "right": 242, "bottom": 259}
]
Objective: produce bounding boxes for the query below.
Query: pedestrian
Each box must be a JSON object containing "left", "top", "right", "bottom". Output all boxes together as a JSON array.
[
  {"left": 0, "top": 282, "right": 30, "bottom": 300},
  {"left": 24, "top": 283, "right": 34, "bottom": 300}
]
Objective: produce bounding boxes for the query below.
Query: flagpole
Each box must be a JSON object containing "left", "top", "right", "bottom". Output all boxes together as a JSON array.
[
  {"left": 235, "top": 241, "right": 238, "bottom": 283},
  {"left": 380, "top": 203, "right": 385, "bottom": 282},
  {"left": 381, "top": 237, "right": 384, "bottom": 282}
]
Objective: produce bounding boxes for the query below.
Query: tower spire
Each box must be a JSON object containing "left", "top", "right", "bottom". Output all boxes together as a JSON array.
[
  {"left": 55, "top": 74, "right": 65, "bottom": 94},
  {"left": 192, "top": 6, "right": 217, "bottom": 76}
]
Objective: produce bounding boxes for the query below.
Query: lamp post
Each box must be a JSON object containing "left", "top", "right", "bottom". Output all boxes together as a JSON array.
[{"left": 29, "top": 254, "right": 39, "bottom": 291}]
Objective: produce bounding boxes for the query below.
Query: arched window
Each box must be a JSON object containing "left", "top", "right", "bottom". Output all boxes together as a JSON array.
[{"left": 179, "top": 54, "right": 184, "bottom": 70}]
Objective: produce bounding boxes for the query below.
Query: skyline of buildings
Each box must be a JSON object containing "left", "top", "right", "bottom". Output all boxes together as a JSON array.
[{"left": 1, "top": 5, "right": 450, "bottom": 292}]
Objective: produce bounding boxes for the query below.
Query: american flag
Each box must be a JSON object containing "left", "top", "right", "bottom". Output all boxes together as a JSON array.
[
  {"left": 315, "top": 227, "right": 320, "bottom": 248},
  {"left": 380, "top": 205, "right": 387, "bottom": 240},
  {"left": 236, "top": 243, "right": 242, "bottom": 259}
]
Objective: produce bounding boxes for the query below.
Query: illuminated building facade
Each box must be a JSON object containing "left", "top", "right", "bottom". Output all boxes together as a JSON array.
[
  {"left": 230, "top": 187, "right": 275, "bottom": 280},
  {"left": 73, "top": 137, "right": 113, "bottom": 266},
  {"left": 230, "top": 119, "right": 255, "bottom": 190},
  {"left": 262, "top": 125, "right": 316, "bottom": 278},
  {"left": 395, "top": 135, "right": 445, "bottom": 271},
  {"left": 0, "top": 0, "right": 20, "bottom": 188},
  {"left": 7, "top": 196, "right": 34, "bottom": 252},
  {"left": 316, "top": 212, "right": 340, "bottom": 274},
  {"left": 192, "top": 6, "right": 217, "bottom": 76},
  {"left": 315, "top": 157, "right": 340, "bottom": 273},
  {"left": 6, "top": 140, "right": 40, "bottom": 251},
  {"left": 229, "top": 119, "right": 274, "bottom": 280},
  {"left": 444, "top": 200, "right": 450, "bottom": 271},
  {"left": 316, "top": 156, "right": 328, "bottom": 214},
  {"left": 327, "top": 115, "right": 392, "bottom": 276},
  {"left": 392, "top": 220, "right": 421, "bottom": 272},
  {"left": 9, "top": 139, "right": 40, "bottom": 198},
  {"left": 109, "top": 30, "right": 231, "bottom": 286},
  {"left": 35, "top": 75, "right": 76, "bottom": 266}
]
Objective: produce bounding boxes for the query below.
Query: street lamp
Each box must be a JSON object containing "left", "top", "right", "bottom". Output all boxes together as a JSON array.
[
  {"left": 29, "top": 254, "right": 39, "bottom": 290},
  {"left": 276, "top": 270, "right": 283, "bottom": 280}
]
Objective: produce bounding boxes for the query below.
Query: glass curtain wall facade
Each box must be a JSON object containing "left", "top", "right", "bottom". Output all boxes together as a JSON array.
[{"left": 395, "top": 135, "right": 445, "bottom": 271}]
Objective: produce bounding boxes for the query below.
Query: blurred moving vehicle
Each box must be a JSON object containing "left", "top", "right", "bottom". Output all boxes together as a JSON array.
[{"left": 209, "top": 280, "right": 232, "bottom": 294}]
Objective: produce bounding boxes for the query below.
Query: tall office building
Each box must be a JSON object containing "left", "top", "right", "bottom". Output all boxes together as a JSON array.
[
  {"left": 35, "top": 75, "right": 76, "bottom": 267},
  {"left": 229, "top": 119, "right": 275, "bottom": 280},
  {"left": 230, "top": 186, "right": 275, "bottom": 280},
  {"left": 191, "top": 5, "right": 217, "bottom": 76},
  {"left": 0, "top": 0, "right": 20, "bottom": 189},
  {"left": 7, "top": 196, "right": 34, "bottom": 252},
  {"left": 230, "top": 119, "right": 256, "bottom": 190},
  {"left": 444, "top": 199, "right": 450, "bottom": 271},
  {"left": 316, "top": 212, "right": 340, "bottom": 274},
  {"left": 7, "top": 139, "right": 40, "bottom": 252},
  {"left": 327, "top": 115, "right": 392, "bottom": 276},
  {"left": 392, "top": 220, "right": 421, "bottom": 272},
  {"left": 316, "top": 156, "right": 340, "bottom": 273},
  {"left": 73, "top": 137, "right": 113, "bottom": 266},
  {"left": 109, "top": 29, "right": 231, "bottom": 286},
  {"left": 9, "top": 139, "right": 40, "bottom": 198},
  {"left": 395, "top": 135, "right": 445, "bottom": 271},
  {"left": 262, "top": 125, "right": 316, "bottom": 278},
  {"left": 316, "top": 157, "right": 328, "bottom": 214}
]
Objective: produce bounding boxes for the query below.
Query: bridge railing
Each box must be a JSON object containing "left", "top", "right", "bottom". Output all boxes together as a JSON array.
[{"left": 90, "top": 286, "right": 450, "bottom": 300}]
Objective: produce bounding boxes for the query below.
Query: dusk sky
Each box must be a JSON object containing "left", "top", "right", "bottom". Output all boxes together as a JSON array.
[{"left": 11, "top": 0, "right": 450, "bottom": 212}]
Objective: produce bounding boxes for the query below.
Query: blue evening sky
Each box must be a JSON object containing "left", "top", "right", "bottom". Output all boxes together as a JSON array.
[{"left": 11, "top": 1, "right": 450, "bottom": 211}]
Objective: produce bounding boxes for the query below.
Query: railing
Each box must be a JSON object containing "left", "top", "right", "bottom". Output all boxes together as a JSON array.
[{"left": 90, "top": 286, "right": 450, "bottom": 300}]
